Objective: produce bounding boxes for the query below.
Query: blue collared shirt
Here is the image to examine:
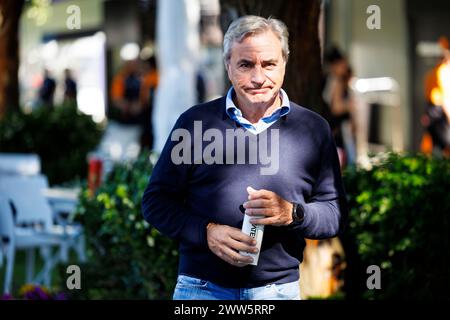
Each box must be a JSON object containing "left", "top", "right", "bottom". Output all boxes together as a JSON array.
[{"left": 225, "top": 87, "right": 291, "bottom": 134}]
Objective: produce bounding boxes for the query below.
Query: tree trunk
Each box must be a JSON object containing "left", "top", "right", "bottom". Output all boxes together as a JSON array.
[
  {"left": 219, "top": 0, "right": 325, "bottom": 113},
  {"left": 0, "top": 0, "right": 24, "bottom": 119}
]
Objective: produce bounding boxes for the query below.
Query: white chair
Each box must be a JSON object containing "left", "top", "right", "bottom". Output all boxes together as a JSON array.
[
  {"left": 0, "top": 175, "right": 85, "bottom": 294},
  {"left": 0, "top": 198, "right": 9, "bottom": 268},
  {"left": 0, "top": 194, "right": 57, "bottom": 293},
  {"left": 0, "top": 152, "right": 85, "bottom": 263},
  {"left": 0, "top": 153, "right": 41, "bottom": 176},
  {"left": 36, "top": 176, "right": 86, "bottom": 263}
]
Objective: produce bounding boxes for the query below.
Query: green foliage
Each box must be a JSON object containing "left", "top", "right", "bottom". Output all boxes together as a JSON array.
[
  {"left": 0, "top": 103, "right": 103, "bottom": 184},
  {"left": 342, "top": 153, "right": 450, "bottom": 299},
  {"left": 73, "top": 152, "right": 178, "bottom": 299}
]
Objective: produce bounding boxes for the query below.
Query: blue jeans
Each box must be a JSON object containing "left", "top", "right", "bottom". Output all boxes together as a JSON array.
[{"left": 173, "top": 275, "right": 301, "bottom": 300}]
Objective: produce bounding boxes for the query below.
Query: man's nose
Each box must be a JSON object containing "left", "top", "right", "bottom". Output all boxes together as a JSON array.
[{"left": 250, "top": 66, "right": 266, "bottom": 85}]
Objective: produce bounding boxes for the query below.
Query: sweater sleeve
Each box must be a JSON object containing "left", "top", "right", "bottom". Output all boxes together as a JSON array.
[
  {"left": 141, "top": 114, "right": 210, "bottom": 248},
  {"left": 289, "top": 122, "right": 349, "bottom": 239}
]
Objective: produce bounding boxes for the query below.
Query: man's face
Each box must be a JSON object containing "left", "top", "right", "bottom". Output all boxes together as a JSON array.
[{"left": 226, "top": 31, "right": 286, "bottom": 108}]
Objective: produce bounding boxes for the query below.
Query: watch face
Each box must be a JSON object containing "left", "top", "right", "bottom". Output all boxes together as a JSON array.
[{"left": 295, "top": 203, "right": 304, "bottom": 221}]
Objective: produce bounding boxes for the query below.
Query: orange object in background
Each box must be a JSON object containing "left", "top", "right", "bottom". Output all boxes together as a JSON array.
[
  {"left": 300, "top": 238, "right": 345, "bottom": 299},
  {"left": 420, "top": 132, "right": 434, "bottom": 155},
  {"left": 88, "top": 156, "right": 103, "bottom": 196}
]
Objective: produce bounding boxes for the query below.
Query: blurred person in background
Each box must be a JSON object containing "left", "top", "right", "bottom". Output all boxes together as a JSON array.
[
  {"left": 421, "top": 36, "right": 450, "bottom": 157},
  {"left": 323, "top": 47, "right": 357, "bottom": 169},
  {"left": 38, "top": 69, "right": 56, "bottom": 108},
  {"left": 140, "top": 56, "right": 159, "bottom": 150},
  {"left": 110, "top": 59, "right": 143, "bottom": 124},
  {"left": 196, "top": 69, "right": 206, "bottom": 104},
  {"left": 63, "top": 68, "right": 77, "bottom": 104}
]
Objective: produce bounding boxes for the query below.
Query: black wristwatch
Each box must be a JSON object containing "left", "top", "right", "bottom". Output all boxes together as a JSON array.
[{"left": 291, "top": 202, "right": 305, "bottom": 224}]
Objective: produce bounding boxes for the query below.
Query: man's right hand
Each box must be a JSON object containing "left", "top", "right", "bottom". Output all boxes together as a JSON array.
[{"left": 206, "top": 222, "right": 258, "bottom": 267}]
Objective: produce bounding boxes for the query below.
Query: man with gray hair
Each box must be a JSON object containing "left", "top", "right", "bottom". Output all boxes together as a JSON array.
[{"left": 142, "top": 15, "right": 348, "bottom": 300}]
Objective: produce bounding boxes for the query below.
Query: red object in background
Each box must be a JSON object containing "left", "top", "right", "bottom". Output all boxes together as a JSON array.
[{"left": 88, "top": 156, "right": 103, "bottom": 195}]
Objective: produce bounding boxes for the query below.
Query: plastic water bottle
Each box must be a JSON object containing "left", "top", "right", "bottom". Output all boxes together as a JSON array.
[{"left": 240, "top": 213, "right": 264, "bottom": 266}]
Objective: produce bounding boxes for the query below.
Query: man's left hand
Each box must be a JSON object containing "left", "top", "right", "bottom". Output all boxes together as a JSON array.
[{"left": 243, "top": 187, "right": 293, "bottom": 226}]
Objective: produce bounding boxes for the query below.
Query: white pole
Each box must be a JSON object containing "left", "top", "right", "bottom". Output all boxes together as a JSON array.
[{"left": 154, "top": 0, "right": 201, "bottom": 153}]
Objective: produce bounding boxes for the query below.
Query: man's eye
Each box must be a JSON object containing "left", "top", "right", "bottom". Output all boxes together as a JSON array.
[{"left": 239, "top": 63, "right": 251, "bottom": 68}]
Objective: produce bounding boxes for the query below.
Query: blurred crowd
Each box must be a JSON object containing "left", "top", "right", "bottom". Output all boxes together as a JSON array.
[{"left": 38, "top": 68, "right": 77, "bottom": 108}]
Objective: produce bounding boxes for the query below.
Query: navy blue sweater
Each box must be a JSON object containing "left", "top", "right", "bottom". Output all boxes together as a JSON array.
[{"left": 142, "top": 96, "right": 348, "bottom": 288}]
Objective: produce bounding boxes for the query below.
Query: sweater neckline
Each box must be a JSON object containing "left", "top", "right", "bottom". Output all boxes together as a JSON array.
[{"left": 220, "top": 97, "right": 289, "bottom": 136}]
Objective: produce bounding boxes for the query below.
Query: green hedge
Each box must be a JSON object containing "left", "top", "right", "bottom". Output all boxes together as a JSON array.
[
  {"left": 73, "top": 152, "right": 178, "bottom": 299},
  {"left": 342, "top": 153, "right": 450, "bottom": 299},
  {"left": 0, "top": 103, "right": 103, "bottom": 185}
]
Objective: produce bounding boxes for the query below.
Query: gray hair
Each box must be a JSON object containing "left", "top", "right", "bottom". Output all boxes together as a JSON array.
[{"left": 223, "top": 15, "right": 290, "bottom": 65}]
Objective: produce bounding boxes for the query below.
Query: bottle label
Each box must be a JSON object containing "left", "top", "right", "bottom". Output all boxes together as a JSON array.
[{"left": 240, "top": 214, "right": 264, "bottom": 266}]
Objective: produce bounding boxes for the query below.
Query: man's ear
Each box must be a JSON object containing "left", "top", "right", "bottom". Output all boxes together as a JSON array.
[{"left": 225, "top": 62, "right": 232, "bottom": 78}]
